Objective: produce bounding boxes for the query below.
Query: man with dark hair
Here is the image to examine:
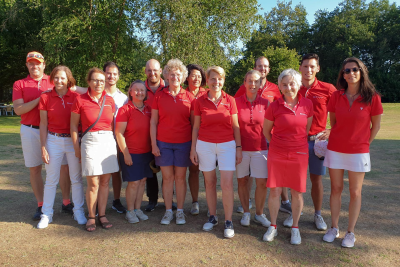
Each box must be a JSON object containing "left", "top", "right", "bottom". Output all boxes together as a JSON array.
[{"left": 295, "top": 53, "right": 337, "bottom": 230}]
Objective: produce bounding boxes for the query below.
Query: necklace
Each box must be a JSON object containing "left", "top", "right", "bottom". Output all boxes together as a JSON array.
[
  {"left": 346, "top": 92, "right": 359, "bottom": 98},
  {"left": 133, "top": 102, "right": 145, "bottom": 109}
]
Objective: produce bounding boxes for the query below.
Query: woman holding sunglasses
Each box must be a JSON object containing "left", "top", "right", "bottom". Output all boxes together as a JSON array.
[{"left": 322, "top": 57, "right": 383, "bottom": 247}]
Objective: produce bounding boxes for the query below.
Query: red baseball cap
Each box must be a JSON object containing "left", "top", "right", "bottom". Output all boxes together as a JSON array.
[{"left": 26, "top": 51, "right": 45, "bottom": 63}]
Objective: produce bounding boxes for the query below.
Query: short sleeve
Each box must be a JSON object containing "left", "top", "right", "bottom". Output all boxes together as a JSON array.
[
  {"left": 234, "top": 84, "right": 246, "bottom": 98},
  {"left": 265, "top": 103, "right": 275, "bottom": 121},
  {"left": 327, "top": 92, "right": 338, "bottom": 113},
  {"left": 71, "top": 97, "right": 81, "bottom": 114},
  {"left": 194, "top": 98, "right": 201, "bottom": 116},
  {"left": 370, "top": 94, "right": 383, "bottom": 116},
  {"left": 12, "top": 81, "right": 23, "bottom": 101},
  {"left": 116, "top": 105, "right": 129, "bottom": 122},
  {"left": 328, "top": 84, "right": 337, "bottom": 97},
  {"left": 38, "top": 94, "right": 48, "bottom": 111},
  {"left": 229, "top": 97, "right": 238, "bottom": 115}
]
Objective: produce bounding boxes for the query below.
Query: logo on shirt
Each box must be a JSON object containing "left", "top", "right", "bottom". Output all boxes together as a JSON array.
[
  {"left": 104, "top": 105, "right": 112, "bottom": 107},
  {"left": 67, "top": 102, "right": 73, "bottom": 105},
  {"left": 220, "top": 103, "right": 230, "bottom": 107},
  {"left": 313, "top": 96, "right": 325, "bottom": 99},
  {"left": 300, "top": 113, "right": 307, "bottom": 116},
  {"left": 179, "top": 99, "right": 190, "bottom": 103},
  {"left": 360, "top": 107, "right": 363, "bottom": 110}
]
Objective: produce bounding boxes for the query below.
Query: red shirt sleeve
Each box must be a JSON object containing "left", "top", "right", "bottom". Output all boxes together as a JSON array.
[
  {"left": 371, "top": 94, "right": 383, "bottom": 116},
  {"left": 234, "top": 84, "right": 246, "bottom": 98},
  {"left": 38, "top": 94, "right": 48, "bottom": 110},
  {"left": 110, "top": 97, "right": 116, "bottom": 114},
  {"left": 12, "top": 81, "right": 23, "bottom": 101},
  {"left": 71, "top": 97, "right": 81, "bottom": 114},
  {"left": 327, "top": 91, "right": 338, "bottom": 113},
  {"left": 116, "top": 105, "right": 129, "bottom": 122},
  {"left": 194, "top": 98, "right": 201, "bottom": 116},
  {"left": 265, "top": 102, "right": 275, "bottom": 121},
  {"left": 229, "top": 96, "right": 238, "bottom": 115}
]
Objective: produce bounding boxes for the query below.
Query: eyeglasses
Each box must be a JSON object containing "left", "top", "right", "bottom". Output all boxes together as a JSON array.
[
  {"left": 27, "top": 53, "right": 44, "bottom": 59},
  {"left": 343, "top": 68, "right": 360, "bottom": 74},
  {"left": 91, "top": 79, "right": 105, "bottom": 84}
]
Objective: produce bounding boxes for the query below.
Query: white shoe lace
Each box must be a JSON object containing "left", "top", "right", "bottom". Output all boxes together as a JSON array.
[{"left": 163, "top": 211, "right": 172, "bottom": 220}]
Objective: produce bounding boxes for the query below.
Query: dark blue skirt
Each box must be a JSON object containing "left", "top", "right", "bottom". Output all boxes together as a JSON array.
[{"left": 119, "top": 152, "right": 154, "bottom": 182}]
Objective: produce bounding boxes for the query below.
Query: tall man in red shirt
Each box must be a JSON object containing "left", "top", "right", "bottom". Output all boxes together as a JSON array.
[
  {"left": 12, "top": 52, "right": 72, "bottom": 220},
  {"left": 298, "top": 53, "right": 337, "bottom": 231},
  {"left": 234, "top": 56, "right": 291, "bottom": 214}
]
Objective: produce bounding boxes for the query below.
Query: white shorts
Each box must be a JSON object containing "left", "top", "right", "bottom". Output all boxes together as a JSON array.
[
  {"left": 196, "top": 140, "right": 236, "bottom": 172},
  {"left": 236, "top": 150, "right": 268, "bottom": 178},
  {"left": 323, "top": 149, "right": 371, "bottom": 172}
]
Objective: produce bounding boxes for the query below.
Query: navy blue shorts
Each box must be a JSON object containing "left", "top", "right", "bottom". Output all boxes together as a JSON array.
[
  {"left": 155, "top": 140, "right": 192, "bottom": 167},
  {"left": 119, "top": 152, "right": 154, "bottom": 182},
  {"left": 308, "top": 140, "right": 326, "bottom": 176}
]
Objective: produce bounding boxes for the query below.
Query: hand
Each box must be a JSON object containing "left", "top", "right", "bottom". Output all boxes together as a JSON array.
[
  {"left": 124, "top": 153, "right": 133, "bottom": 166},
  {"left": 190, "top": 149, "right": 199, "bottom": 166},
  {"left": 74, "top": 147, "right": 81, "bottom": 163},
  {"left": 152, "top": 145, "right": 161, "bottom": 157},
  {"left": 317, "top": 129, "right": 331, "bottom": 140},
  {"left": 236, "top": 148, "right": 243, "bottom": 165},
  {"left": 41, "top": 147, "right": 50, "bottom": 164}
]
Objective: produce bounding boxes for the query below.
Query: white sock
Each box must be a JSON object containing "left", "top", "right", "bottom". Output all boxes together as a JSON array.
[
  {"left": 177, "top": 209, "right": 183, "bottom": 212},
  {"left": 282, "top": 200, "right": 290, "bottom": 204},
  {"left": 166, "top": 209, "right": 172, "bottom": 212}
]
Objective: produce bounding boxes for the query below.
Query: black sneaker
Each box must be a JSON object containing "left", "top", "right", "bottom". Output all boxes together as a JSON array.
[
  {"left": 112, "top": 199, "right": 127, "bottom": 214},
  {"left": 145, "top": 201, "right": 158, "bottom": 212},
  {"left": 172, "top": 202, "right": 177, "bottom": 211},
  {"left": 279, "top": 202, "right": 292, "bottom": 214},
  {"left": 224, "top": 220, "right": 235, "bottom": 238},
  {"left": 62, "top": 203, "right": 74, "bottom": 214},
  {"left": 33, "top": 206, "right": 42, "bottom": 221}
]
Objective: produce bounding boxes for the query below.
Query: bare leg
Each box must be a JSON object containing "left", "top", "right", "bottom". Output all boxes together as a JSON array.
[
  {"left": 135, "top": 178, "right": 147, "bottom": 210},
  {"left": 98, "top": 174, "right": 112, "bottom": 227},
  {"left": 126, "top": 181, "right": 140, "bottom": 211},
  {"left": 204, "top": 170, "right": 217, "bottom": 216},
  {"left": 255, "top": 178, "right": 268, "bottom": 215},
  {"left": 310, "top": 173, "right": 323, "bottom": 212},
  {"left": 220, "top": 170, "right": 234, "bottom": 221},
  {"left": 30, "top": 165, "right": 44, "bottom": 203},
  {"left": 247, "top": 176, "right": 253, "bottom": 200},
  {"left": 174, "top": 167, "right": 188, "bottom": 210},
  {"left": 160, "top": 166, "right": 174, "bottom": 210},
  {"left": 59, "top": 165, "right": 71, "bottom": 201},
  {"left": 347, "top": 171, "right": 365, "bottom": 233},
  {"left": 329, "top": 168, "right": 344, "bottom": 229},
  {"left": 85, "top": 175, "right": 99, "bottom": 228},
  {"left": 188, "top": 164, "right": 200, "bottom": 203},
  {"left": 268, "top": 187, "right": 282, "bottom": 225},
  {"left": 237, "top": 176, "right": 250, "bottom": 213},
  {"left": 291, "top": 189, "right": 304, "bottom": 227},
  {"left": 281, "top": 187, "right": 289, "bottom": 202}
]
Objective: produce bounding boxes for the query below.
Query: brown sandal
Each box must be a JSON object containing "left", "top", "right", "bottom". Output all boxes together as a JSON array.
[
  {"left": 99, "top": 215, "right": 113, "bottom": 229},
  {"left": 85, "top": 217, "right": 96, "bottom": 232}
]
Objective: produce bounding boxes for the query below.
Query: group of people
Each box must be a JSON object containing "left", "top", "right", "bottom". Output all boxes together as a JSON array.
[{"left": 13, "top": 51, "right": 382, "bottom": 248}]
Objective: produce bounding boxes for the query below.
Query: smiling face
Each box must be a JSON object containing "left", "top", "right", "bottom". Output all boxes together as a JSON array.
[
  {"left": 53, "top": 71, "right": 68, "bottom": 92},
  {"left": 105, "top": 66, "right": 119, "bottom": 87},
  {"left": 254, "top": 58, "right": 270, "bottom": 79},
  {"left": 145, "top": 60, "right": 162, "bottom": 85},
  {"left": 88, "top": 73, "right": 106, "bottom": 95},
  {"left": 168, "top": 68, "right": 183, "bottom": 89},
  {"left": 299, "top": 58, "right": 320, "bottom": 82},
  {"left": 130, "top": 83, "right": 147, "bottom": 103},
  {"left": 343, "top": 62, "right": 361, "bottom": 86},
  {"left": 279, "top": 75, "right": 300, "bottom": 100},
  {"left": 244, "top": 73, "right": 261, "bottom": 95},
  {"left": 187, "top": 69, "right": 202, "bottom": 90},
  {"left": 26, "top": 61, "right": 45, "bottom": 79},
  {"left": 207, "top": 71, "right": 225, "bottom": 93}
]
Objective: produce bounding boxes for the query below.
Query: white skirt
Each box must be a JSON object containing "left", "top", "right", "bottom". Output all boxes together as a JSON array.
[
  {"left": 81, "top": 131, "right": 119, "bottom": 176},
  {"left": 323, "top": 149, "right": 371, "bottom": 172}
]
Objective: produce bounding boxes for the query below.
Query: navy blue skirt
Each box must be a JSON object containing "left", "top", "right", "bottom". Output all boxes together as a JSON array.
[{"left": 119, "top": 152, "right": 154, "bottom": 182}]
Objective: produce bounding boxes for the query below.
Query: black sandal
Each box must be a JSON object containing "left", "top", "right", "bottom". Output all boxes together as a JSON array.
[
  {"left": 99, "top": 215, "right": 113, "bottom": 229},
  {"left": 85, "top": 217, "right": 96, "bottom": 232}
]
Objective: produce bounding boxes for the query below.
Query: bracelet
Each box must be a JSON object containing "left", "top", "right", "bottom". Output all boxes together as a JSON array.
[{"left": 236, "top": 146, "right": 242, "bottom": 148}]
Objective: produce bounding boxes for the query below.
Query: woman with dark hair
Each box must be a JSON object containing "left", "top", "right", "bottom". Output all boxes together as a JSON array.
[
  {"left": 71, "top": 68, "right": 119, "bottom": 231},
  {"left": 185, "top": 64, "right": 207, "bottom": 215},
  {"left": 115, "top": 80, "right": 152, "bottom": 224},
  {"left": 323, "top": 57, "right": 383, "bottom": 248},
  {"left": 37, "top": 66, "right": 86, "bottom": 229}
]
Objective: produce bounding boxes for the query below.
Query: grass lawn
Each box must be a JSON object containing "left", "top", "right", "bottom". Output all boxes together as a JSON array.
[{"left": 0, "top": 103, "right": 399, "bottom": 266}]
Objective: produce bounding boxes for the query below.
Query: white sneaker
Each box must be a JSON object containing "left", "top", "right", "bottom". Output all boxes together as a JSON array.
[
  {"left": 236, "top": 205, "right": 244, "bottom": 214},
  {"left": 323, "top": 227, "right": 340, "bottom": 243},
  {"left": 283, "top": 214, "right": 293, "bottom": 228},
  {"left": 254, "top": 214, "right": 271, "bottom": 227},
  {"left": 126, "top": 210, "right": 139, "bottom": 223},
  {"left": 314, "top": 214, "right": 327, "bottom": 231},
  {"left": 203, "top": 215, "right": 218, "bottom": 231},
  {"left": 240, "top": 212, "right": 251, "bottom": 227},
  {"left": 160, "top": 210, "right": 174, "bottom": 225},
  {"left": 190, "top": 202, "right": 199, "bottom": 215},
  {"left": 341, "top": 232, "right": 356, "bottom": 248},
  {"left": 135, "top": 209, "right": 149, "bottom": 221},
  {"left": 224, "top": 220, "right": 235, "bottom": 238},
  {"left": 291, "top": 228, "right": 301, "bottom": 245},
  {"left": 73, "top": 210, "right": 87, "bottom": 225},
  {"left": 263, "top": 226, "right": 278, "bottom": 242},
  {"left": 176, "top": 210, "right": 186, "bottom": 225},
  {"left": 37, "top": 214, "right": 52, "bottom": 229}
]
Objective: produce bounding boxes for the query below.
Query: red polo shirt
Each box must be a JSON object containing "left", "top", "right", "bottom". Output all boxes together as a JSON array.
[
  {"left": 234, "top": 81, "right": 281, "bottom": 103},
  {"left": 116, "top": 102, "right": 152, "bottom": 154},
  {"left": 12, "top": 74, "right": 54, "bottom": 126},
  {"left": 194, "top": 91, "right": 238, "bottom": 143},
  {"left": 327, "top": 90, "right": 383, "bottom": 154},
  {"left": 298, "top": 78, "right": 337, "bottom": 136},
  {"left": 145, "top": 79, "right": 165, "bottom": 107},
  {"left": 152, "top": 87, "right": 195, "bottom": 143},
  {"left": 265, "top": 95, "right": 313, "bottom": 152},
  {"left": 39, "top": 88, "right": 79, "bottom": 134},
  {"left": 236, "top": 94, "right": 269, "bottom": 151},
  {"left": 71, "top": 88, "right": 115, "bottom": 132}
]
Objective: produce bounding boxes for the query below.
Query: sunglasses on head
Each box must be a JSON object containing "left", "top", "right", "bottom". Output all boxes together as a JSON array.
[
  {"left": 343, "top": 67, "right": 360, "bottom": 74},
  {"left": 27, "top": 54, "right": 44, "bottom": 59}
]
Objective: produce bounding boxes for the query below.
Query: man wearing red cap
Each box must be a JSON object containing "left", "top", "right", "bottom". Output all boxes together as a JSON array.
[{"left": 13, "top": 52, "right": 72, "bottom": 220}]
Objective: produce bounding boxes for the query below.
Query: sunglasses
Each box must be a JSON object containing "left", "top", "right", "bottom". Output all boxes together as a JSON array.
[
  {"left": 343, "top": 67, "right": 360, "bottom": 74},
  {"left": 27, "top": 53, "right": 44, "bottom": 59}
]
